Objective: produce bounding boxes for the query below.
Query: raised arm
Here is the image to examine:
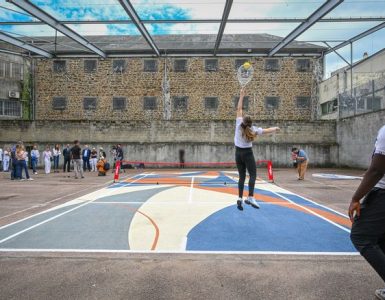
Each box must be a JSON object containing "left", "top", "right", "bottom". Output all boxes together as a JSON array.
[
  {"left": 262, "top": 127, "right": 280, "bottom": 134},
  {"left": 236, "top": 88, "right": 245, "bottom": 118}
]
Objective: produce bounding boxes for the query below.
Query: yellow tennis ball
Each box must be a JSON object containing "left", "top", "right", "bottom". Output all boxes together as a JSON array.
[{"left": 243, "top": 62, "right": 251, "bottom": 69}]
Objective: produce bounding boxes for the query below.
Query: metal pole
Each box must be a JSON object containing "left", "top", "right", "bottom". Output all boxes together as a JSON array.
[{"left": 350, "top": 42, "right": 355, "bottom": 115}]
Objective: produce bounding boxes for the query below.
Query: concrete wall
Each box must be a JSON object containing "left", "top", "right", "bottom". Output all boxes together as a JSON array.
[
  {"left": 0, "top": 119, "right": 337, "bottom": 167},
  {"left": 337, "top": 109, "right": 385, "bottom": 168}
]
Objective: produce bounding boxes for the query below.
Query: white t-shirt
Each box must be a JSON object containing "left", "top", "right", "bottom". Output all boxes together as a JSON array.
[
  {"left": 374, "top": 125, "right": 385, "bottom": 189},
  {"left": 234, "top": 117, "right": 263, "bottom": 148}
]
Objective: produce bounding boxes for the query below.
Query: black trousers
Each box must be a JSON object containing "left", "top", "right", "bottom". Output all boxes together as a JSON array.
[
  {"left": 351, "top": 188, "right": 385, "bottom": 282},
  {"left": 83, "top": 158, "right": 91, "bottom": 171},
  {"left": 235, "top": 147, "right": 257, "bottom": 198},
  {"left": 63, "top": 158, "right": 71, "bottom": 172}
]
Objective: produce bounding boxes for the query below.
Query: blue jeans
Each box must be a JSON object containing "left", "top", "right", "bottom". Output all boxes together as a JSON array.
[
  {"left": 20, "top": 160, "right": 30, "bottom": 179},
  {"left": 11, "top": 159, "right": 20, "bottom": 179},
  {"left": 31, "top": 157, "right": 38, "bottom": 173},
  {"left": 53, "top": 156, "right": 59, "bottom": 171}
]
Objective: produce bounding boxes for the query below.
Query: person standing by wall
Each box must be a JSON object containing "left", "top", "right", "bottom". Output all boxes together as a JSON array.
[
  {"left": 52, "top": 144, "right": 61, "bottom": 173},
  {"left": 17, "top": 145, "right": 32, "bottom": 181},
  {"left": 82, "top": 145, "right": 91, "bottom": 172},
  {"left": 90, "top": 147, "right": 98, "bottom": 172},
  {"left": 31, "top": 145, "right": 40, "bottom": 175},
  {"left": 99, "top": 147, "right": 107, "bottom": 160},
  {"left": 349, "top": 124, "right": 385, "bottom": 300},
  {"left": 3, "top": 148, "right": 10, "bottom": 172},
  {"left": 0, "top": 146, "right": 3, "bottom": 170},
  {"left": 43, "top": 146, "right": 52, "bottom": 174},
  {"left": 71, "top": 140, "right": 84, "bottom": 179},
  {"left": 96, "top": 156, "right": 107, "bottom": 176},
  {"left": 116, "top": 144, "right": 124, "bottom": 164},
  {"left": 62, "top": 144, "right": 71, "bottom": 173},
  {"left": 291, "top": 147, "right": 309, "bottom": 180},
  {"left": 179, "top": 149, "right": 185, "bottom": 168}
]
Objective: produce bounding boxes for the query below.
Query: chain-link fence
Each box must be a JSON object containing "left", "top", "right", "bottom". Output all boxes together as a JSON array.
[{"left": 338, "top": 74, "right": 385, "bottom": 118}]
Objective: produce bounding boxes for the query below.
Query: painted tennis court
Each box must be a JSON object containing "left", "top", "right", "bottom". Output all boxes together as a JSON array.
[{"left": 0, "top": 169, "right": 356, "bottom": 254}]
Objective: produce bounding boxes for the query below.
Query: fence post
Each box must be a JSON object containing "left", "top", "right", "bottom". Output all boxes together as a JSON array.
[{"left": 114, "top": 160, "right": 121, "bottom": 183}]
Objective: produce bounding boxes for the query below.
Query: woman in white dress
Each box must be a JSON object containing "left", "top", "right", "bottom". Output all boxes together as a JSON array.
[
  {"left": 3, "top": 148, "right": 10, "bottom": 172},
  {"left": 43, "top": 146, "right": 52, "bottom": 174}
]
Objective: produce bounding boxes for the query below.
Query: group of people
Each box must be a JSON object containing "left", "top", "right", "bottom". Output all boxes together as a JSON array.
[
  {"left": 234, "top": 88, "right": 385, "bottom": 299},
  {"left": 1, "top": 141, "right": 114, "bottom": 180}
]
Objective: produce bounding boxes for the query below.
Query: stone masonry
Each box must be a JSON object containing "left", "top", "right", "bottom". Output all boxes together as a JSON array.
[{"left": 35, "top": 57, "right": 317, "bottom": 121}]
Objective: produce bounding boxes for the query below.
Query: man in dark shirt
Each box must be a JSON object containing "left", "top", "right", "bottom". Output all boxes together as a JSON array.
[
  {"left": 62, "top": 144, "right": 71, "bottom": 173},
  {"left": 71, "top": 140, "right": 84, "bottom": 179}
]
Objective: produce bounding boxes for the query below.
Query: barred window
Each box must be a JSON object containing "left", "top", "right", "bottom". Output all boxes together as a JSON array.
[
  {"left": 113, "top": 59, "right": 126, "bottom": 73},
  {"left": 173, "top": 96, "right": 188, "bottom": 111},
  {"left": 235, "top": 59, "right": 248, "bottom": 70},
  {"left": 144, "top": 59, "right": 158, "bottom": 72},
  {"left": 265, "top": 59, "right": 279, "bottom": 71},
  {"left": 265, "top": 96, "right": 280, "bottom": 110},
  {"left": 296, "top": 96, "right": 311, "bottom": 108},
  {"left": 0, "top": 61, "right": 5, "bottom": 77},
  {"left": 52, "top": 97, "right": 67, "bottom": 110},
  {"left": 0, "top": 99, "right": 21, "bottom": 117},
  {"left": 84, "top": 60, "right": 97, "bottom": 73},
  {"left": 296, "top": 59, "right": 311, "bottom": 72},
  {"left": 4, "top": 61, "right": 10, "bottom": 78},
  {"left": 204, "top": 97, "right": 218, "bottom": 110},
  {"left": 143, "top": 96, "right": 157, "bottom": 110},
  {"left": 113, "top": 97, "right": 126, "bottom": 110},
  {"left": 53, "top": 60, "right": 66, "bottom": 73},
  {"left": 233, "top": 96, "right": 249, "bottom": 110},
  {"left": 205, "top": 59, "right": 218, "bottom": 72},
  {"left": 174, "top": 59, "right": 187, "bottom": 72},
  {"left": 83, "top": 97, "right": 97, "bottom": 110}
]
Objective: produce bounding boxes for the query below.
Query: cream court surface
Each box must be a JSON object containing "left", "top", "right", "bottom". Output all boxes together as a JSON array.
[{"left": 0, "top": 169, "right": 356, "bottom": 253}]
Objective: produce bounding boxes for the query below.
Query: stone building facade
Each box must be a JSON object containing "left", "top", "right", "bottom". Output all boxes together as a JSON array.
[{"left": 35, "top": 56, "right": 319, "bottom": 121}]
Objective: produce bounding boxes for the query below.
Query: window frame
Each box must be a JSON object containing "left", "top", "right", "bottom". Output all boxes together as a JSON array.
[
  {"left": 52, "top": 96, "right": 67, "bottom": 110},
  {"left": 143, "top": 96, "right": 158, "bottom": 110},
  {"left": 174, "top": 59, "right": 188, "bottom": 72},
  {"left": 83, "top": 97, "right": 97, "bottom": 111},
  {"left": 112, "top": 97, "right": 127, "bottom": 111},
  {"left": 265, "top": 96, "right": 280, "bottom": 110},
  {"left": 204, "top": 97, "right": 219, "bottom": 111},
  {"left": 84, "top": 59, "right": 97, "bottom": 73},
  {"left": 53, "top": 60, "right": 66, "bottom": 73},
  {"left": 205, "top": 59, "right": 218, "bottom": 72}
]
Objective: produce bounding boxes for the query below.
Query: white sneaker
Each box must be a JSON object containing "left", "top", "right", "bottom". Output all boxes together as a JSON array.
[
  {"left": 27, "top": 178, "right": 34, "bottom": 181},
  {"left": 375, "top": 288, "right": 385, "bottom": 300},
  {"left": 245, "top": 196, "right": 260, "bottom": 209}
]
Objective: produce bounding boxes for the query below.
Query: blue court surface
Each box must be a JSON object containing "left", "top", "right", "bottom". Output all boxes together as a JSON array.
[{"left": 0, "top": 170, "right": 356, "bottom": 254}]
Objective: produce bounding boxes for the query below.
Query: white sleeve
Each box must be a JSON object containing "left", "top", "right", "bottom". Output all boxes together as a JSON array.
[
  {"left": 236, "top": 117, "right": 243, "bottom": 126},
  {"left": 252, "top": 126, "right": 263, "bottom": 135},
  {"left": 374, "top": 126, "right": 385, "bottom": 155}
]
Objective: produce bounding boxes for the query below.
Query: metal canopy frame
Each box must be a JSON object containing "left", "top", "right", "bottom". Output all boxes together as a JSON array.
[
  {"left": 117, "top": 0, "right": 160, "bottom": 56},
  {"left": 0, "top": 30, "right": 52, "bottom": 58},
  {"left": 0, "top": 0, "right": 384, "bottom": 60},
  {"left": 6, "top": 0, "right": 106, "bottom": 58}
]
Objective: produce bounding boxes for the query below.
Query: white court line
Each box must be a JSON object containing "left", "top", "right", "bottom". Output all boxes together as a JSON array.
[
  {"left": 188, "top": 176, "right": 194, "bottom": 204},
  {"left": 0, "top": 173, "right": 149, "bottom": 244},
  {"left": 0, "top": 248, "right": 359, "bottom": 255},
  {"left": 90, "top": 201, "right": 301, "bottom": 205},
  {"left": 268, "top": 189, "right": 351, "bottom": 233}
]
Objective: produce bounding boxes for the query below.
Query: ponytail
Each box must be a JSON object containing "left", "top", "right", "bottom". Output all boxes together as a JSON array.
[{"left": 241, "top": 122, "right": 256, "bottom": 142}]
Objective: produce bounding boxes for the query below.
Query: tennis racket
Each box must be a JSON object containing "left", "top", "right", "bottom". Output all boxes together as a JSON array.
[{"left": 237, "top": 62, "right": 254, "bottom": 88}]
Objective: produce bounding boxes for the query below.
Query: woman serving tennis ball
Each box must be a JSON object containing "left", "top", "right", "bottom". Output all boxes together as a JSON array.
[{"left": 234, "top": 88, "right": 280, "bottom": 210}]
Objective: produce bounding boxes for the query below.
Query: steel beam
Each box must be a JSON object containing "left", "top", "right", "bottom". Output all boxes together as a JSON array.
[
  {"left": 214, "top": 0, "right": 233, "bottom": 55},
  {"left": 2, "top": 17, "right": 385, "bottom": 26},
  {"left": 268, "top": 0, "right": 343, "bottom": 56},
  {"left": 0, "top": 30, "right": 53, "bottom": 57},
  {"left": 117, "top": 0, "right": 160, "bottom": 56},
  {"left": 6, "top": 0, "right": 106, "bottom": 57},
  {"left": 323, "top": 42, "right": 351, "bottom": 66},
  {"left": 325, "top": 21, "right": 385, "bottom": 54}
]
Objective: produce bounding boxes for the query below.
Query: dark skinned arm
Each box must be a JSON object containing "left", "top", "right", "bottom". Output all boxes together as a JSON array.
[{"left": 348, "top": 153, "right": 385, "bottom": 222}]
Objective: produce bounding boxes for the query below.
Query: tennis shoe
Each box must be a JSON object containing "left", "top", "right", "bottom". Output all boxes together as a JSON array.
[
  {"left": 375, "top": 288, "right": 385, "bottom": 300},
  {"left": 245, "top": 197, "right": 260, "bottom": 209},
  {"left": 236, "top": 198, "right": 243, "bottom": 211}
]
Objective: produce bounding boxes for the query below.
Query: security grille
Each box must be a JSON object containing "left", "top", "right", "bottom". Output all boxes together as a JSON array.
[
  {"left": 83, "top": 97, "right": 97, "bottom": 110},
  {"left": 204, "top": 97, "right": 218, "bottom": 110},
  {"left": 205, "top": 59, "right": 218, "bottom": 72},
  {"left": 84, "top": 60, "right": 97, "bottom": 73},
  {"left": 53, "top": 60, "right": 66, "bottom": 73},
  {"left": 113, "top": 60, "right": 126, "bottom": 73},
  {"left": 144, "top": 60, "right": 158, "bottom": 72},
  {"left": 144, "top": 96, "right": 157, "bottom": 110},
  {"left": 296, "top": 59, "right": 311, "bottom": 72},
  {"left": 0, "top": 99, "right": 21, "bottom": 117},
  {"left": 174, "top": 59, "right": 187, "bottom": 72},
  {"left": 173, "top": 96, "right": 188, "bottom": 110},
  {"left": 296, "top": 96, "right": 311, "bottom": 108},
  {"left": 52, "top": 97, "right": 67, "bottom": 110},
  {"left": 265, "top": 96, "right": 280, "bottom": 110},
  {"left": 113, "top": 97, "right": 127, "bottom": 110}
]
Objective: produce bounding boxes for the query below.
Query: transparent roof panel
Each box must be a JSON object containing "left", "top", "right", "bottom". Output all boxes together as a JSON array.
[
  {"left": 323, "top": 0, "right": 385, "bottom": 18},
  {"left": 0, "top": 2, "right": 36, "bottom": 22},
  {"left": 131, "top": 0, "right": 226, "bottom": 20},
  {"left": 67, "top": 24, "right": 140, "bottom": 36},
  {"left": 0, "top": 24, "right": 61, "bottom": 38},
  {"left": 224, "top": 22, "right": 299, "bottom": 37},
  {"left": 297, "top": 22, "right": 383, "bottom": 42},
  {"left": 29, "top": 0, "right": 130, "bottom": 21},
  {"left": 145, "top": 23, "right": 220, "bottom": 35},
  {"left": 229, "top": 0, "right": 324, "bottom": 19}
]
